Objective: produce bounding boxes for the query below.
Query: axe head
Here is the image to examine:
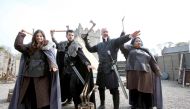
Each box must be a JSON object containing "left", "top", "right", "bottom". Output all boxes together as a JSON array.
[
  {"left": 90, "top": 20, "right": 96, "bottom": 26},
  {"left": 66, "top": 25, "right": 69, "bottom": 30}
]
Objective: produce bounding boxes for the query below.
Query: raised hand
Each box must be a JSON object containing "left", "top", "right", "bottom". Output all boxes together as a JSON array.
[
  {"left": 120, "top": 31, "right": 125, "bottom": 37},
  {"left": 50, "top": 30, "right": 55, "bottom": 37},
  {"left": 131, "top": 30, "right": 140, "bottom": 38},
  {"left": 20, "top": 29, "right": 33, "bottom": 36},
  {"left": 20, "top": 29, "right": 25, "bottom": 33}
]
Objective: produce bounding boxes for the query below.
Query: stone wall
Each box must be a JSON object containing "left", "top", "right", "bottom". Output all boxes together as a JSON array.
[
  {"left": 74, "top": 23, "right": 101, "bottom": 60},
  {"left": 73, "top": 24, "right": 101, "bottom": 73},
  {"left": 0, "top": 51, "right": 16, "bottom": 80}
]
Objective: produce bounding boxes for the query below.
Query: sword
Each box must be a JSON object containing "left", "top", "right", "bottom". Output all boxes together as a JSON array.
[
  {"left": 65, "top": 53, "right": 85, "bottom": 85},
  {"left": 107, "top": 50, "right": 128, "bottom": 99},
  {"left": 70, "top": 62, "right": 85, "bottom": 85}
]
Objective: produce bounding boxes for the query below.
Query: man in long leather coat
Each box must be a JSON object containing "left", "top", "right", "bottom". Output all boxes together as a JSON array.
[
  {"left": 83, "top": 28, "right": 140, "bottom": 109},
  {"left": 51, "top": 29, "right": 96, "bottom": 109}
]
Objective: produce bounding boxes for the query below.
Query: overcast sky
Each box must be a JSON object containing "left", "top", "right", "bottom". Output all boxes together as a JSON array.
[{"left": 0, "top": 0, "right": 190, "bottom": 60}]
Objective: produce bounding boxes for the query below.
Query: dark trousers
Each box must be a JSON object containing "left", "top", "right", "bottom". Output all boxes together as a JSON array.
[
  {"left": 129, "top": 89, "right": 153, "bottom": 109},
  {"left": 60, "top": 73, "right": 72, "bottom": 102},
  {"left": 99, "top": 87, "right": 119, "bottom": 109}
]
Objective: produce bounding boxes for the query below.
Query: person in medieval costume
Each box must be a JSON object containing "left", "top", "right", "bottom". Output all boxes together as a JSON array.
[
  {"left": 9, "top": 29, "right": 61, "bottom": 109},
  {"left": 51, "top": 29, "right": 73, "bottom": 105},
  {"left": 120, "top": 35, "right": 163, "bottom": 109},
  {"left": 51, "top": 29, "right": 96, "bottom": 109},
  {"left": 82, "top": 28, "right": 140, "bottom": 109}
]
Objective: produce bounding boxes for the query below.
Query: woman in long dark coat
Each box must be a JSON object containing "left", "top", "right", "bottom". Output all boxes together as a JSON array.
[
  {"left": 9, "top": 29, "right": 61, "bottom": 109},
  {"left": 120, "top": 36, "right": 163, "bottom": 109}
]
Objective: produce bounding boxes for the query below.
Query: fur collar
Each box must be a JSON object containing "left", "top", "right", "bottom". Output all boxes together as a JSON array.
[{"left": 42, "top": 41, "right": 55, "bottom": 50}]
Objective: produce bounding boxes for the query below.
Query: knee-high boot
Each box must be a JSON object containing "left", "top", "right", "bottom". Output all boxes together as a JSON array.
[
  {"left": 98, "top": 88, "right": 105, "bottom": 109},
  {"left": 111, "top": 89, "right": 120, "bottom": 109}
]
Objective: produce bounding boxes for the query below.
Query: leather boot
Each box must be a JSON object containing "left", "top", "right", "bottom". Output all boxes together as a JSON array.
[
  {"left": 98, "top": 88, "right": 105, "bottom": 109},
  {"left": 112, "top": 90, "right": 119, "bottom": 109},
  {"left": 98, "top": 99, "right": 105, "bottom": 109}
]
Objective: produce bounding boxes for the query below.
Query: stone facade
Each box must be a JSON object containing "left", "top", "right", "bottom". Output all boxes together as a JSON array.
[
  {"left": 74, "top": 23, "right": 101, "bottom": 60},
  {"left": 0, "top": 50, "right": 16, "bottom": 80}
]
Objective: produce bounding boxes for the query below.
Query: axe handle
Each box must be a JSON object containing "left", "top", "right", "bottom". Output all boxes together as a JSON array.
[
  {"left": 122, "top": 16, "right": 125, "bottom": 32},
  {"left": 21, "top": 30, "right": 33, "bottom": 36},
  {"left": 53, "top": 30, "right": 67, "bottom": 32},
  {"left": 87, "top": 20, "right": 96, "bottom": 34},
  {"left": 87, "top": 24, "right": 95, "bottom": 34},
  {"left": 25, "top": 31, "right": 33, "bottom": 35},
  {"left": 81, "top": 21, "right": 96, "bottom": 39}
]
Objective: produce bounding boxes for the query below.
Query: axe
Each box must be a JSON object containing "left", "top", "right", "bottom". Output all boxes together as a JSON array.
[
  {"left": 51, "top": 25, "right": 70, "bottom": 33},
  {"left": 122, "top": 16, "right": 125, "bottom": 32},
  {"left": 81, "top": 20, "right": 96, "bottom": 39},
  {"left": 21, "top": 29, "right": 33, "bottom": 36},
  {"left": 66, "top": 25, "right": 69, "bottom": 30}
]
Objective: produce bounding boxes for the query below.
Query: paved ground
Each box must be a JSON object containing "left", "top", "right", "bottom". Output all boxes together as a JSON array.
[{"left": 1, "top": 80, "right": 190, "bottom": 109}]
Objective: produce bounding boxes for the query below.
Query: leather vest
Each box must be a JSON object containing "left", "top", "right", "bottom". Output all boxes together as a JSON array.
[
  {"left": 126, "top": 49, "right": 151, "bottom": 72},
  {"left": 25, "top": 50, "right": 48, "bottom": 77}
]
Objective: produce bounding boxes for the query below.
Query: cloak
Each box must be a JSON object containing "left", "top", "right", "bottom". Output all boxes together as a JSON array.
[
  {"left": 9, "top": 45, "right": 62, "bottom": 109},
  {"left": 55, "top": 41, "right": 95, "bottom": 106}
]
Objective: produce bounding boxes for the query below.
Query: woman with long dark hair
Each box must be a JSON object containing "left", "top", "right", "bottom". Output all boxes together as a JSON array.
[{"left": 9, "top": 29, "right": 61, "bottom": 109}]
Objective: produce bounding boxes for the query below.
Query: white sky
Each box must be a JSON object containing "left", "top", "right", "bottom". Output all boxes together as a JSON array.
[{"left": 0, "top": 0, "right": 190, "bottom": 60}]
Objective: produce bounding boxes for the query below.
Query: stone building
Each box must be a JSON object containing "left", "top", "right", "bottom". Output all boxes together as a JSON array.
[
  {"left": 74, "top": 24, "right": 101, "bottom": 72},
  {"left": 0, "top": 50, "right": 16, "bottom": 81}
]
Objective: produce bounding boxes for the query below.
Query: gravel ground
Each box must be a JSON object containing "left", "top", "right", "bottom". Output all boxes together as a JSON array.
[{"left": 1, "top": 80, "right": 190, "bottom": 109}]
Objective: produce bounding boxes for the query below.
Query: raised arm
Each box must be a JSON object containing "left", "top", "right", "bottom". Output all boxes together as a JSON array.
[
  {"left": 14, "top": 30, "right": 29, "bottom": 54},
  {"left": 50, "top": 30, "right": 58, "bottom": 45},
  {"left": 82, "top": 34, "right": 98, "bottom": 53},
  {"left": 114, "top": 34, "right": 131, "bottom": 48},
  {"left": 119, "top": 31, "right": 127, "bottom": 55},
  {"left": 114, "top": 30, "right": 140, "bottom": 48}
]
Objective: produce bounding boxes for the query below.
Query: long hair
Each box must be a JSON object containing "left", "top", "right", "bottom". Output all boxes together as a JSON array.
[{"left": 29, "top": 29, "right": 48, "bottom": 55}]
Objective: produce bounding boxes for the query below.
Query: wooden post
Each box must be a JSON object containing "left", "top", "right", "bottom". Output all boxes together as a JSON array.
[
  {"left": 4, "top": 56, "right": 11, "bottom": 81},
  {"left": 178, "top": 53, "right": 183, "bottom": 83},
  {"left": 182, "top": 68, "right": 186, "bottom": 87}
]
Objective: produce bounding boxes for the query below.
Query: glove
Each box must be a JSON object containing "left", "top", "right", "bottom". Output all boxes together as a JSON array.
[
  {"left": 120, "top": 31, "right": 125, "bottom": 37},
  {"left": 81, "top": 33, "right": 88, "bottom": 41}
]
